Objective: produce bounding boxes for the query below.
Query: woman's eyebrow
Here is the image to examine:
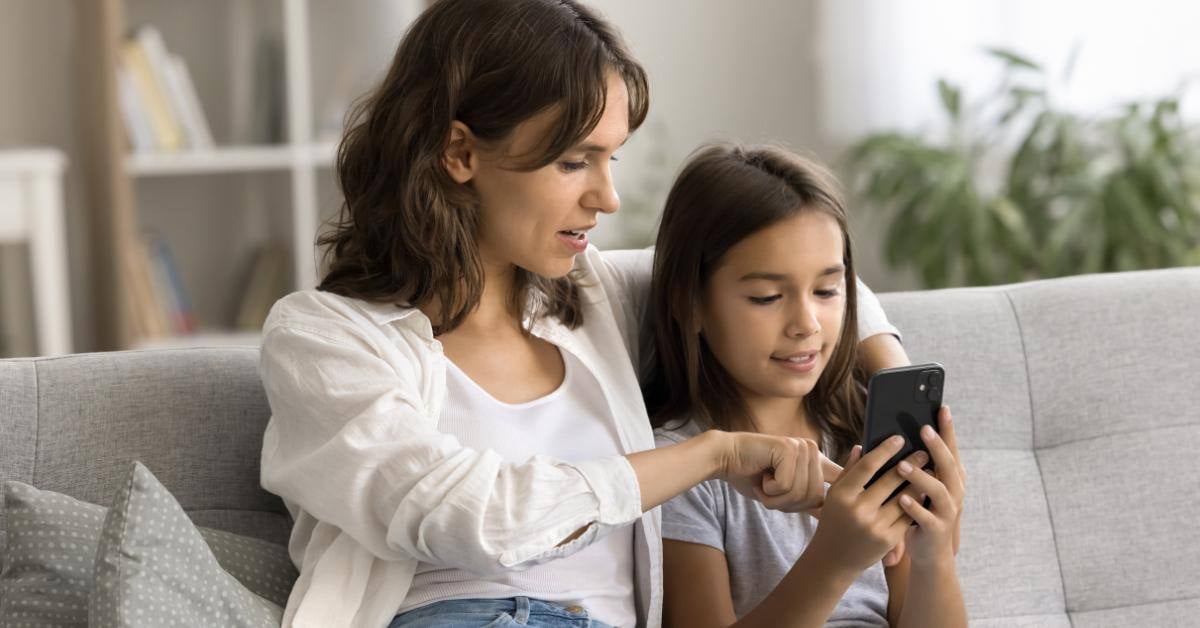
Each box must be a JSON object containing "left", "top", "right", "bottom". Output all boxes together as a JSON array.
[{"left": 574, "top": 136, "right": 630, "bottom": 153}]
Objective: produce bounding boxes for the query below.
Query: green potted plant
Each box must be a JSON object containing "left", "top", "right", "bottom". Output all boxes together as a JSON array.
[{"left": 845, "top": 47, "right": 1200, "bottom": 288}]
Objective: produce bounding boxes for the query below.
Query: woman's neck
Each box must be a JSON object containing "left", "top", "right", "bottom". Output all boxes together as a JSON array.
[{"left": 421, "top": 258, "right": 521, "bottom": 335}]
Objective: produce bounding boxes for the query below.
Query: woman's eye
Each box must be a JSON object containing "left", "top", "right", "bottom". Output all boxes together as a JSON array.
[
  {"left": 559, "top": 160, "right": 588, "bottom": 172},
  {"left": 815, "top": 289, "right": 841, "bottom": 298},
  {"left": 748, "top": 295, "right": 782, "bottom": 305}
]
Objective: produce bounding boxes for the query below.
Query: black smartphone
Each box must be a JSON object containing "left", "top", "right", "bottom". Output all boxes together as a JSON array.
[{"left": 861, "top": 363, "right": 945, "bottom": 497}]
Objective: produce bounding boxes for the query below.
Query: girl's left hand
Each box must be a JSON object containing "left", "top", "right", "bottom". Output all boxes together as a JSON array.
[{"left": 895, "top": 405, "right": 967, "bottom": 567}]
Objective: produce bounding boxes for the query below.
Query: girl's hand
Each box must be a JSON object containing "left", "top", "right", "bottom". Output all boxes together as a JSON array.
[
  {"left": 717, "top": 432, "right": 842, "bottom": 513},
  {"left": 807, "top": 436, "right": 929, "bottom": 572},
  {"left": 896, "top": 406, "right": 967, "bottom": 567}
]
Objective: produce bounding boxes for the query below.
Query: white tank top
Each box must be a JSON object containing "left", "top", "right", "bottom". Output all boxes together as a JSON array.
[{"left": 396, "top": 347, "right": 637, "bottom": 627}]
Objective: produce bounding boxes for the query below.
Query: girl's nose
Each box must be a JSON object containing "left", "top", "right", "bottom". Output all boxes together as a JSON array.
[{"left": 785, "top": 303, "right": 820, "bottom": 338}]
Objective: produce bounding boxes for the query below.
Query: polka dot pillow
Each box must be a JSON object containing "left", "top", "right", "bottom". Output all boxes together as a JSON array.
[
  {"left": 88, "top": 462, "right": 283, "bottom": 627},
  {"left": 1, "top": 463, "right": 296, "bottom": 627}
]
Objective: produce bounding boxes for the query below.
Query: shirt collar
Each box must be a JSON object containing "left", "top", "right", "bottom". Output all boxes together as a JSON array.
[{"left": 354, "top": 297, "right": 425, "bottom": 327}]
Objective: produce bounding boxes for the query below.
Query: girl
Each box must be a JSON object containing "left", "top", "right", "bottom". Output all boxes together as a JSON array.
[
  {"left": 257, "top": 2, "right": 911, "bottom": 627},
  {"left": 649, "top": 145, "right": 967, "bottom": 627}
]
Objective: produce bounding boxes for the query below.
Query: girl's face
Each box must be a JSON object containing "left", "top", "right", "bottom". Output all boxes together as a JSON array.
[
  {"left": 699, "top": 211, "right": 847, "bottom": 404},
  {"left": 469, "top": 72, "right": 629, "bottom": 279}
]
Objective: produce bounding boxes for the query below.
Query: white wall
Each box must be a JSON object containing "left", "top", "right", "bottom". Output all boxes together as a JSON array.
[{"left": 587, "top": 0, "right": 824, "bottom": 248}]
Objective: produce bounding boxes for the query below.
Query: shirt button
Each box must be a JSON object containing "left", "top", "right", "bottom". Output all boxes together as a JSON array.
[{"left": 566, "top": 605, "right": 584, "bottom": 614}]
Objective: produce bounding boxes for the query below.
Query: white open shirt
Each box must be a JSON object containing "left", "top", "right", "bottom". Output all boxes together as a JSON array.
[{"left": 258, "top": 246, "right": 899, "bottom": 628}]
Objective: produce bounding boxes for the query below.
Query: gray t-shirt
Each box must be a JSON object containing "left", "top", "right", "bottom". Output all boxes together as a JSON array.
[{"left": 655, "top": 420, "right": 889, "bottom": 627}]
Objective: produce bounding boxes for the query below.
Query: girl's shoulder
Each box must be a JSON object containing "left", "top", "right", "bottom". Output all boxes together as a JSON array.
[{"left": 653, "top": 416, "right": 706, "bottom": 448}]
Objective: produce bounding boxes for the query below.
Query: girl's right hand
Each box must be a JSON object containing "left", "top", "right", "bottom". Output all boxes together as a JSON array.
[
  {"left": 714, "top": 431, "right": 842, "bottom": 513},
  {"left": 807, "top": 436, "right": 929, "bottom": 573}
]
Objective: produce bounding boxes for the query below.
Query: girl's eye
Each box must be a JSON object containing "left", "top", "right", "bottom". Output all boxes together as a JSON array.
[
  {"left": 815, "top": 289, "right": 841, "bottom": 298},
  {"left": 748, "top": 295, "right": 782, "bottom": 305},
  {"left": 559, "top": 160, "right": 588, "bottom": 172}
]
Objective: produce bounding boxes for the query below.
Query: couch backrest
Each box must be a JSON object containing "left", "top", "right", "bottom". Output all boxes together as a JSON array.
[
  {"left": 0, "top": 346, "right": 291, "bottom": 564},
  {"left": 879, "top": 266, "right": 1200, "bottom": 627}
]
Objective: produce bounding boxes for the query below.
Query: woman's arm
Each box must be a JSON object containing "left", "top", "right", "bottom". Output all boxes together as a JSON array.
[
  {"left": 260, "top": 323, "right": 644, "bottom": 576},
  {"left": 262, "top": 318, "right": 838, "bottom": 574},
  {"left": 859, "top": 332, "right": 910, "bottom": 374},
  {"left": 855, "top": 278, "right": 910, "bottom": 374}
]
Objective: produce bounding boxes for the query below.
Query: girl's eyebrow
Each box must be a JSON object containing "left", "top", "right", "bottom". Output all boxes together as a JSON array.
[{"left": 738, "top": 265, "right": 845, "bottom": 282}]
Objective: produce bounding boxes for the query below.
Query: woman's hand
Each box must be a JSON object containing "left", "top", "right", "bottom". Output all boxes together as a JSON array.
[
  {"left": 807, "top": 436, "right": 929, "bottom": 573},
  {"left": 715, "top": 432, "right": 842, "bottom": 513},
  {"left": 895, "top": 406, "right": 966, "bottom": 567}
]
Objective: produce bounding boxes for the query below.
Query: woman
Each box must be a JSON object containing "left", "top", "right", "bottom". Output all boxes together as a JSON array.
[{"left": 257, "top": 1, "right": 910, "bottom": 626}]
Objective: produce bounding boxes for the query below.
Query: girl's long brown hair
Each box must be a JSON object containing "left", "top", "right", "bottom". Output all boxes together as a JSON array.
[
  {"left": 316, "top": 0, "right": 648, "bottom": 334},
  {"left": 645, "top": 144, "right": 866, "bottom": 464}
]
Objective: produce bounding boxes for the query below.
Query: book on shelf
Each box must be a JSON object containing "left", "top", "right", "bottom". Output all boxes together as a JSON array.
[
  {"left": 124, "top": 233, "right": 198, "bottom": 342},
  {"left": 116, "top": 25, "right": 214, "bottom": 153},
  {"left": 234, "top": 244, "right": 289, "bottom": 332}
]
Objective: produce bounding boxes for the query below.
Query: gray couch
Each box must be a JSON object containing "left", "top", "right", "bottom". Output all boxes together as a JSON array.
[{"left": 2, "top": 267, "right": 1198, "bottom": 627}]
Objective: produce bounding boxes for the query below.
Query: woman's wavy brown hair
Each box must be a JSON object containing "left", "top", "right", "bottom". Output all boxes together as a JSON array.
[
  {"left": 644, "top": 144, "right": 867, "bottom": 464},
  {"left": 317, "top": 0, "right": 649, "bottom": 334}
]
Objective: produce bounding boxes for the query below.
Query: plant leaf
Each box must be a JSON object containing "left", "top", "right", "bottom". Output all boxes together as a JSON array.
[
  {"left": 984, "top": 46, "right": 1042, "bottom": 71},
  {"left": 938, "top": 79, "right": 962, "bottom": 121}
]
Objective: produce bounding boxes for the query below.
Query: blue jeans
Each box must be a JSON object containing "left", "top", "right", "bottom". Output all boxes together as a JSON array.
[{"left": 388, "top": 597, "right": 618, "bottom": 627}]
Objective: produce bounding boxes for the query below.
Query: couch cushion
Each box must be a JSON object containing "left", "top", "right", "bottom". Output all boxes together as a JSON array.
[
  {"left": 1010, "top": 268, "right": 1200, "bottom": 616},
  {"left": 956, "top": 449, "right": 1066, "bottom": 620}
]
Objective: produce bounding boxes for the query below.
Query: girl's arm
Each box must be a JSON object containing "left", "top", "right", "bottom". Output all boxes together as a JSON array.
[
  {"left": 662, "top": 540, "right": 860, "bottom": 628},
  {"left": 896, "top": 557, "right": 967, "bottom": 628},
  {"left": 887, "top": 408, "right": 969, "bottom": 627}
]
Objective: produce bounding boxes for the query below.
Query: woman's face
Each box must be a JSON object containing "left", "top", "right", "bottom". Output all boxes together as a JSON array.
[
  {"left": 699, "top": 211, "right": 848, "bottom": 404},
  {"left": 469, "top": 72, "right": 629, "bottom": 279}
]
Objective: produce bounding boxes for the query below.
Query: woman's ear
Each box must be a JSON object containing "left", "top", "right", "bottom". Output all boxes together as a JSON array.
[{"left": 443, "top": 121, "right": 477, "bottom": 184}]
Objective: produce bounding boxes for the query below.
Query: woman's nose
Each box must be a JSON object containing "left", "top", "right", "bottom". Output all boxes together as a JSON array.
[{"left": 584, "top": 167, "right": 620, "bottom": 214}]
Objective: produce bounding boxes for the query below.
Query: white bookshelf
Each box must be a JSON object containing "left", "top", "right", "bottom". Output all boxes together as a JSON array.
[
  {"left": 81, "top": 0, "right": 414, "bottom": 350},
  {"left": 124, "top": 141, "right": 337, "bottom": 176}
]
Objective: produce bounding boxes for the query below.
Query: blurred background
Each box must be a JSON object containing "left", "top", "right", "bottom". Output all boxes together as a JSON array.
[{"left": 1, "top": 0, "right": 1198, "bottom": 357}]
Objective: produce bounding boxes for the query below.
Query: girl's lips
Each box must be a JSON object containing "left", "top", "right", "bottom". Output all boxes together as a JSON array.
[
  {"left": 557, "top": 230, "right": 588, "bottom": 253},
  {"left": 771, "top": 353, "right": 817, "bottom": 373}
]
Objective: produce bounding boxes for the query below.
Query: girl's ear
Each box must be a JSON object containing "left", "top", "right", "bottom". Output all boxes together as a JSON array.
[{"left": 443, "top": 121, "right": 478, "bottom": 184}]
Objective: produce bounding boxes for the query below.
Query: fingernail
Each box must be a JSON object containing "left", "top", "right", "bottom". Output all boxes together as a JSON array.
[
  {"left": 922, "top": 425, "right": 936, "bottom": 439},
  {"left": 898, "top": 461, "right": 912, "bottom": 474},
  {"left": 889, "top": 435, "right": 904, "bottom": 446},
  {"left": 900, "top": 494, "right": 914, "bottom": 506},
  {"left": 914, "top": 451, "right": 928, "bottom": 464}
]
